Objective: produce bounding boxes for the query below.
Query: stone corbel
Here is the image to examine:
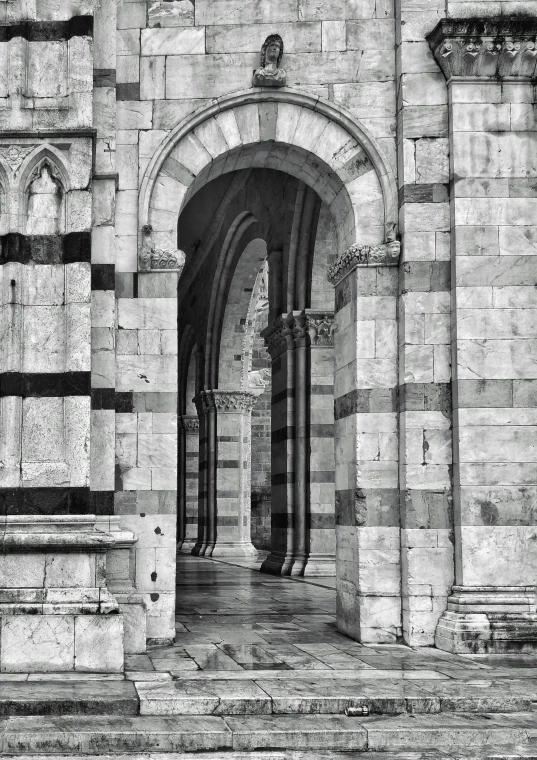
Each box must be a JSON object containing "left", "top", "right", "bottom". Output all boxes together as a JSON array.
[
  {"left": 327, "top": 240, "right": 401, "bottom": 287},
  {"left": 139, "top": 224, "right": 186, "bottom": 273},
  {"left": 427, "top": 16, "right": 537, "bottom": 81}
]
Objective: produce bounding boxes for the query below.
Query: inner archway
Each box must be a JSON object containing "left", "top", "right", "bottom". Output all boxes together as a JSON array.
[{"left": 142, "top": 91, "right": 398, "bottom": 639}]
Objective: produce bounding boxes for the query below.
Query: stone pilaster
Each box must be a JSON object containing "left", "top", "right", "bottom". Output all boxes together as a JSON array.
[
  {"left": 429, "top": 16, "right": 537, "bottom": 653},
  {"left": 177, "top": 415, "right": 199, "bottom": 554},
  {"left": 328, "top": 240, "right": 402, "bottom": 643},
  {"left": 303, "top": 310, "right": 336, "bottom": 576},
  {"left": 193, "top": 390, "right": 258, "bottom": 557}
]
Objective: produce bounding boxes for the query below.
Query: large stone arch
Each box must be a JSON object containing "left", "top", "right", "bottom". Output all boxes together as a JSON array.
[{"left": 139, "top": 90, "right": 398, "bottom": 266}]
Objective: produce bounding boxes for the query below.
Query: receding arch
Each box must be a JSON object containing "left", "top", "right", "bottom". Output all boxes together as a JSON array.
[
  {"left": 217, "top": 238, "right": 267, "bottom": 390},
  {"left": 139, "top": 90, "right": 397, "bottom": 262}
]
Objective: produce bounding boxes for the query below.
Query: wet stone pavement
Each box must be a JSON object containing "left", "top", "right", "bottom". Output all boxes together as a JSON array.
[{"left": 2, "top": 555, "right": 537, "bottom": 758}]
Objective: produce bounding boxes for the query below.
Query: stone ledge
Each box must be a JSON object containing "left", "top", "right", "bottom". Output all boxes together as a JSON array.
[{"left": 428, "top": 16, "right": 537, "bottom": 80}]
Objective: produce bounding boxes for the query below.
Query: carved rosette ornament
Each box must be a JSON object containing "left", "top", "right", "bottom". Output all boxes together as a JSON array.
[
  {"left": 427, "top": 17, "right": 537, "bottom": 80},
  {"left": 327, "top": 240, "right": 401, "bottom": 286},
  {"left": 193, "top": 390, "right": 258, "bottom": 414},
  {"left": 139, "top": 225, "right": 186, "bottom": 273}
]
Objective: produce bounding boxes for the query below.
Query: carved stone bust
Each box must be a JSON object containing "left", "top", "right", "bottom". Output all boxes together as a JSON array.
[{"left": 253, "top": 34, "right": 287, "bottom": 88}]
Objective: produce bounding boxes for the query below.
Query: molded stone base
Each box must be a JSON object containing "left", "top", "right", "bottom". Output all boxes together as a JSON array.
[
  {"left": 435, "top": 586, "right": 537, "bottom": 654},
  {"left": 210, "top": 542, "right": 258, "bottom": 558},
  {"left": 303, "top": 554, "right": 336, "bottom": 577},
  {"left": 260, "top": 551, "right": 295, "bottom": 576}
]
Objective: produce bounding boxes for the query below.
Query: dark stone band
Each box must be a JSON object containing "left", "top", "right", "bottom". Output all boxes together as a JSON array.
[
  {"left": 91, "top": 264, "right": 115, "bottom": 291},
  {"left": 0, "top": 233, "right": 91, "bottom": 264},
  {"left": 0, "top": 17, "right": 93, "bottom": 41},
  {"left": 91, "top": 388, "right": 116, "bottom": 410},
  {"left": 0, "top": 488, "right": 113, "bottom": 516},
  {"left": 0, "top": 372, "right": 90, "bottom": 397}
]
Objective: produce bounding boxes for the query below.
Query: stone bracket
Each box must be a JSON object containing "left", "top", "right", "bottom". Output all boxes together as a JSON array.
[{"left": 327, "top": 241, "right": 401, "bottom": 286}]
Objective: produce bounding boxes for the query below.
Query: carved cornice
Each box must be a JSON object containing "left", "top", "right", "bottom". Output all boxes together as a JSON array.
[
  {"left": 193, "top": 390, "right": 258, "bottom": 414},
  {"left": 262, "top": 311, "right": 335, "bottom": 354},
  {"left": 178, "top": 415, "right": 199, "bottom": 433},
  {"left": 427, "top": 16, "right": 537, "bottom": 80},
  {"left": 327, "top": 241, "right": 400, "bottom": 286}
]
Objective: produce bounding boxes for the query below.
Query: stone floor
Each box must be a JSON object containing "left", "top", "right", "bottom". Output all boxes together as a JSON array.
[{"left": 2, "top": 554, "right": 537, "bottom": 757}]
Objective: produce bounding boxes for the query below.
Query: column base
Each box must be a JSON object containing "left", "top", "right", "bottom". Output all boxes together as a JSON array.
[
  {"left": 177, "top": 540, "right": 197, "bottom": 555},
  {"left": 210, "top": 541, "right": 258, "bottom": 558},
  {"left": 260, "top": 550, "right": 295, "bottom": 576},
  {"left": 435, "top": 586, "right": 537, "bottom": 654},
  {"left": 303, "top": 554, "right": 336, "bottom": 577}
]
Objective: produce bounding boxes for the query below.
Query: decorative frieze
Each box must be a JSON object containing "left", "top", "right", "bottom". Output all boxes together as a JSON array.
[
  {"left": 428, "top": 16, "right": 537, "bottom": 80},
  {"left": 327, "top": 240, "right": 401, "bottom": 286},
  {"left": 193, "top": 390, "right": 258, "bottom": 415}
]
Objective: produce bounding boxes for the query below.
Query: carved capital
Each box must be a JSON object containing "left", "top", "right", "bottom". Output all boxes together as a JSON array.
[
  {"left": 262, "top": 311, "right": 336, "bottom": 353},
  {"left": 194, "top": 390, "right": 258, "bottom": 414},
  {"left": 178, "top": 415, "right": 199, "bottom": 433},
  {"left": 261, "top": 314, "right": 294, "bottom": 359},
  {"left": 327, "top": 241, "right": 401, "bottom": 286},
  {"left": 427, "top": 16, "right": 537, "bottom": 80},
  {"left": 303, "top": 311, "right": 336, "bottom": 347}
]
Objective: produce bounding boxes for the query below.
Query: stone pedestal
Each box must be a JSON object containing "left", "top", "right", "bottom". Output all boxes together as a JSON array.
[
  {"left": 435, "top": 586, "right": 537, "bottom": 654},
  {"left": 0, "top": 516, "right": 125, "bottom": 672}
]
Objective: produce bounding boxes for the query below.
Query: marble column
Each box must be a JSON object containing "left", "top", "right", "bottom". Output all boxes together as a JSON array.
[
  {"left": 177, "top": 415, "right": 199, "bottom": 554},
  {"left": 261, "top": 314, "right": 297, "bottom": 575},
  {"left": 328, "top": 240, "right": 402, "bottom": 643},
  {"left": 192, "top": 393, "right": 211, "bottom": 556},
  {"left": 429, "top": 18, "right": 537, "bottom": 653},
  {"left": 193, "top": 390, "right": 258, "bottom": 557}
]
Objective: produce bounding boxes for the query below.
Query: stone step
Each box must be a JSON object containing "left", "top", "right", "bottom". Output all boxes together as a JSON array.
[
  {"left": 135, "top": 677, "right": 537, "bottom": 716},
  {"left": 0, "top": 712, "right": 533, "bottom": 753},
  {"left": 0, "top": 681, "right": 138, "bottom": 716},
  {"left": 1, "top": 756, "right": 537, "bottom": 760}
]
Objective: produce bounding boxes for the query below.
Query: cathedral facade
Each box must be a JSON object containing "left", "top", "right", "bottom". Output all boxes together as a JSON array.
[{"left": 0, "top": 0, "right": 536, "bottom": 672}]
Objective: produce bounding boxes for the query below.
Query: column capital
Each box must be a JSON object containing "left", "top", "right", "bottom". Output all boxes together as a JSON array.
[
  {"left": 327, "top": 241, "right": 400, "bottom": 286},
  {"left": 427, "top": 16, "right": 537, "bottom": 81},
  {"left": 262, "top": 310, "right": 336, "bottom": 355},
  {"left": 303, "top": 310, "right": 335, "bottom": 348},
  {"left": 193, "top": 389, "right": 258, "bottom": 414},
  {"left": 261, "top": 313, "right": 295, "bottom": 359},
  {"left": 178, "top": 415, "right": 199, "bottom": 433}
]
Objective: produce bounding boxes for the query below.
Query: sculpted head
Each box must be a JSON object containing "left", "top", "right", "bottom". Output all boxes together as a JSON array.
[{"left": 261, "top": 34, "right": 284, "bottom": 67}]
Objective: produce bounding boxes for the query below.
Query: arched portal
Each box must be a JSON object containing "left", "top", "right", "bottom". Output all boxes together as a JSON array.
[{"left": 142, "top": 91, "right": 400, "bottom": 639}]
